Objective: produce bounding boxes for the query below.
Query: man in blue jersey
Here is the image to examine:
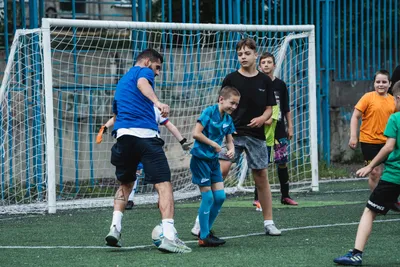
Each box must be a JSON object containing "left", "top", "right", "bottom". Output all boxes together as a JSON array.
[{"left": 105, "top": 48, "right": 191, "bottom": 253}]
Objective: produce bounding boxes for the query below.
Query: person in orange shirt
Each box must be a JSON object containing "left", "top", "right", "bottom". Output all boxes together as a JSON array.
[{"left": 349, "top": 70, "right": 395, "bottom": 191}]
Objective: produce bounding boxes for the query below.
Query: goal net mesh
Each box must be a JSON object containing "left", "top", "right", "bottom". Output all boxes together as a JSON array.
[{"left": 0, "top": 22, "right": 315, "bottom": 213}]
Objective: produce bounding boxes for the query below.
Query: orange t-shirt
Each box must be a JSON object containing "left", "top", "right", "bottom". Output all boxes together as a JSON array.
[{"left": 355, "top": 91, "right": 395, "bottom": 144}]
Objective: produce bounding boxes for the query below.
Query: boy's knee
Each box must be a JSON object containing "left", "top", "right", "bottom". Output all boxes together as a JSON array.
[
  {"left": 201, "top": 190, "right": 214, "bottom": 206},
  {"left": 213, "top": 190, "right": 226, "bottom": 204}
]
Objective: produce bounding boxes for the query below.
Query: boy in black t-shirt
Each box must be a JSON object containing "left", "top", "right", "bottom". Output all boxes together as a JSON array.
[
  {"left": 254, "top": 52, "right": 298, "bottom": 206},
  {"left": 191, "top": 38, "right": 281, "bottom": 236}
]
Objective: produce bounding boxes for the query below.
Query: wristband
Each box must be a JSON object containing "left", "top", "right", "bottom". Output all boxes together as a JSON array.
[{"left": 179, "top": 138, "right": 187, "bottom": 145}]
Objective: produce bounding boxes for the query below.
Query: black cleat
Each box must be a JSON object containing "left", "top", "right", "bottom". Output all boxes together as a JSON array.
[{"left": 125, "top": 200, "right": 134, "bottom": 210}]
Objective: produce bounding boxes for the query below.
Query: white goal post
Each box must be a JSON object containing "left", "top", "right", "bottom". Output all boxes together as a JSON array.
[{"left": 0, "top": 18, "right": 318, "bottom": 214}]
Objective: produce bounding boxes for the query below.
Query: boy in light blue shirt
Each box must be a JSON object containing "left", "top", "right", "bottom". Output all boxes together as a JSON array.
[{"left": 190, "top": 86, "right": 240, "bottom": 247}]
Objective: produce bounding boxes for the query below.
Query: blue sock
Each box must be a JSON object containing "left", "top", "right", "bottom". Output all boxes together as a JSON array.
[
  {"left": 209, "top": 189, "right": 226, "bottom": 230},
  {"left": 199, "top": 190, "right": 214, "bottom": 240}
]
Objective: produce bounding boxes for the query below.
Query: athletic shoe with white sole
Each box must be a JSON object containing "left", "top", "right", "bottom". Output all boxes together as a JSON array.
[
  {"left": 158, "top": 236, "right": 192, "bottom": 253},
  {"left": 264, "top": 224, "right": 281, "bottom": 236},
  {"left": 105, "top": 225, "right": 122, "bottom": 247}
]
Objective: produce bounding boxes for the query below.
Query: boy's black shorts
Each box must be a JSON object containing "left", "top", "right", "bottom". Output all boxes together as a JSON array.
[
  {"left": 367, "top": 180, "right": 400, "bottom": 214},
  {"left": 360, "top": 142, "right": 384, "bottom": 165},
  {"left": 111, "top": 135, "right": 171, "bottom": 185}
]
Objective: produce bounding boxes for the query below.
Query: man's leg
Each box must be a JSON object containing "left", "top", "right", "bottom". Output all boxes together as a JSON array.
[
  {"left": 154, "top": 181, "right": 175, "bottom": 239},
  {"left": 154, "top": 180, "right": 191, "bottom": 253},
  {"left": 105, "top": 182, "right": 133, "bottom": 247}
]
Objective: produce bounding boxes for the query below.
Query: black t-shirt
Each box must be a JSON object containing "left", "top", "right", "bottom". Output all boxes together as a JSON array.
[
  {"left": 272, "top": 78, "right": 290, "bottom": 139},
  {"left": 389, "top": 65, "right": 400, "bottom": 95},
  {"left": 222, "top": 71, "right": 276, "bottom": 140}
]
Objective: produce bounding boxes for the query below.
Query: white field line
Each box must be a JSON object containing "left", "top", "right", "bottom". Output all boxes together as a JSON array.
[{"left": 1, "top": 218, "right": 399, "bottom": 249}]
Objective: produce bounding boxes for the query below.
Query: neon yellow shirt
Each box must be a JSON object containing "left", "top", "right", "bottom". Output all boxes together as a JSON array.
[{"left": 264, "top": 105, "right": 279, "bottom": 146}]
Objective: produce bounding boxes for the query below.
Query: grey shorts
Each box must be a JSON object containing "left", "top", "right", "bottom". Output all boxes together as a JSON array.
[{"left": 219, "top": 136, "right": 269, "bottom": 170}]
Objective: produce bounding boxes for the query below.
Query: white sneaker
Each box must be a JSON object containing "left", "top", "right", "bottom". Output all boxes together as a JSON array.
[
  {"left": 264, "top": 224, "right": 281, "bottom": 236},
  {"left": 191, "top": 220, "right": 200, "bottom": 236},
  {"left": 105, "top": 225, "right": 122, "bottom": 247},
  {"left": 158, "top": 236, "right": 192, "bottom": 253}
]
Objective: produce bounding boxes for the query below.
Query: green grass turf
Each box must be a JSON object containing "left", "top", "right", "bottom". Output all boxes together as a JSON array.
[{"left": 2, "top": 180, "right": 400, "bottom": 267}]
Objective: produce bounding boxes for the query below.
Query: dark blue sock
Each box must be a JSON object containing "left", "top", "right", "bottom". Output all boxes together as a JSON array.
[{"left": 199, "top": 190, "right": 213, "bottom": 240}]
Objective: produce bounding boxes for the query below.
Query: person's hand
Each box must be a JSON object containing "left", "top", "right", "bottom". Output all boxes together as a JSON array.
[
  {"left": 348, "top": 136, "right": 358, "bottom": 150},
  {"left": 180, "top": 138, "right": 193, "bottom": 151},
  {"left": 356, "top": 165, "right": 373, "bottom": 177},
  {"left": 155, "top": 101, "right": 170, "bottom": 117},
  {"left": 247, "top": 116, "right": 266, "bottom": 128},
  {"left": 225, "top": 148, "right": 235, "bottom": 159},
  {"left": 212, "top": 142, "right": 222, "bottom": 153},
  {"left": 264, "top": 117, "right": 273, "bottom": 126},
  {"left": 287, "top": 126, "right": 294, "bottom": 140},
  {"left": 96, "top": 125, "right": 108, "bottom": 144}
]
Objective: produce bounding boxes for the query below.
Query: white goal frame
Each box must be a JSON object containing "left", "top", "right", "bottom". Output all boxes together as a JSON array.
[{"left": 3, "top": 19, "right": 318, "bottom": 214}]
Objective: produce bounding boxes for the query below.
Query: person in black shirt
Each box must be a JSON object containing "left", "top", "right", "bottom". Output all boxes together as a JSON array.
[
  {"left": 388, "top": 65, "right": 400, "bottom": 95},
  {"left": 191, "top": 38, "right": 281, "bottom": 237},
  {"left": 254, "top": 52, "right": 298, "bottom": 206}
]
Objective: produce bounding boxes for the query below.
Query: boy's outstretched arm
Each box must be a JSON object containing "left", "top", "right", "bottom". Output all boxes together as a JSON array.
[
  {"left": 356, "top": 138, "right": 396, "bottom": 177},
  {"left": 349, "top": 109, "right": 362, "bottom": 149},
  {"left": 96, "top": 116, "right": 115, "bottom": 144},
  {"left": 164, "top": 121, "right": 193, "bottom": 151},
  {"left": 192, "top": 122, "right": 221, "bottom": 152}
]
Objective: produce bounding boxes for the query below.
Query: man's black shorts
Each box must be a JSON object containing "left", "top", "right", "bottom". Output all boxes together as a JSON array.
[{"left": 111, "top": 135, "right": 171, "bottom": 184}]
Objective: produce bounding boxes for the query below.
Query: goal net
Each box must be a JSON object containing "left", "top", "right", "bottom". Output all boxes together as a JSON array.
[{"left": 0, "top": 19, "right": 317, "bottom": 214}]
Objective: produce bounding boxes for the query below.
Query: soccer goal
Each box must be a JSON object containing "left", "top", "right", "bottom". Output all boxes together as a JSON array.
[{"left": 0, "top": 18, "right": 317, "bottom": 214}]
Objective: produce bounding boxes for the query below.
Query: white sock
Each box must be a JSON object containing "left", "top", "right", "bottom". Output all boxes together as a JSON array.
[
  {"left": 264, "top": 220, "right": 274, "bottom": 226},
  {"left": 111, "top": 211, "right": 123, "bottom": 232},
  {"left": 162, "top": 219, "right": 175, "bottom": 240},
  {"left": 128, "top": 180, "right": 138, "bottom": 201},
  {"left": 128, "top": 189, "right": 135, "bottom": 201},
  {"left": 194, "top": 215, "right": 199, "bottom": 228}
]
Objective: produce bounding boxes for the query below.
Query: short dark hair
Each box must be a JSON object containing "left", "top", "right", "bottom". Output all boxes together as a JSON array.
[
  {"left": 259, "top": 52, "right": 276, "bottom": 65},
  {"left": 136, "top": 48, "right": 163, "bottom": 64},
  {"left": 373, "top": 69, "right": 390, "bottom": 82},
  {"left": 219, "top": 86, "right": 241, "bottom": 99},
  {"left": 236, "top": 38, "right": 257, "bottom": 52},
  {"left": 392, "top": 81, "right": 400, "bottom": 96}
]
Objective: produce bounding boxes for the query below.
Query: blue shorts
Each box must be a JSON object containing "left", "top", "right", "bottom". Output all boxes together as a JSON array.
[
  {"left": 111, "top": 135, "right": 171, "bottom": 185},
  {"left": 190, "top": 156, "right": 223, "bottom": 187}
]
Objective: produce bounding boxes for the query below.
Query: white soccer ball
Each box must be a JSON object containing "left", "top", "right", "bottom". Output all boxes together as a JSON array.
[{"left": 151, "top": 224, "right": 163, "bottom": 247}]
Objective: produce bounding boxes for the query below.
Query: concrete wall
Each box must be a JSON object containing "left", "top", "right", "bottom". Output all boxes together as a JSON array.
[{"left": 329, "top": 80, "right": 374, "bottom": 163}]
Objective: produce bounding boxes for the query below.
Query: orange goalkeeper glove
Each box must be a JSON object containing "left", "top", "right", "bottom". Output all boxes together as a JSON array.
[{"left": 96, "top": 125, "right": 108, "bottom": 144}]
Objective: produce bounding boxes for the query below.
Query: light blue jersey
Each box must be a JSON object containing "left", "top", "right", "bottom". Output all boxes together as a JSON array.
[
  {"left": 113, "top": 66, "right": 158, "bottom": 132},
  {"left": 191, "top": 104, "right": 235, "bottom": 160}
]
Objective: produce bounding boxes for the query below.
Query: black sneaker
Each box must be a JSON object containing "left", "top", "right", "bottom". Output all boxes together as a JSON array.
[
  {"left": 125, "top": 200, "right": 134, "bottom": 210},
  {"left": 198, "top": 233, "right": 226, "bottom": 247}
]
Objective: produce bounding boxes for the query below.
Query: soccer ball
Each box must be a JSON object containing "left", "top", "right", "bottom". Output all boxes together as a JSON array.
[{"left": 151, "top": 224, "right": 163, "bottom": 247}]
